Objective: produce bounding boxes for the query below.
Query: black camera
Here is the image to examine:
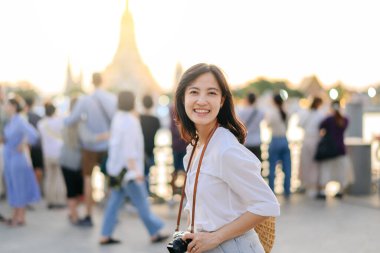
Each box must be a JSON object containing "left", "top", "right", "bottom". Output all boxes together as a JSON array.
[
  {"left": 108, "top": 167, "right": 128, "bottom": 189},
  {"left": 167, "top": 231, "right": 192, "bottom": 253}
]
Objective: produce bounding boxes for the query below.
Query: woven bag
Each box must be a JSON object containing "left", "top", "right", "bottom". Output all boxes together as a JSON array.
[{"left": 255, "top": 216, "right": 276, "bottom": 253}]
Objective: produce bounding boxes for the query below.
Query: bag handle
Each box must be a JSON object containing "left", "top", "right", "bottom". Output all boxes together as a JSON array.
[{"left": 175, "top": 124, "right": 218, "bottom": 233}]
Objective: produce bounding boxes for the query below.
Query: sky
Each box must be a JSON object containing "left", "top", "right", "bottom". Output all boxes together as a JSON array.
[{"left": 0, "top": 0, "right": 380, "bottom": 95}]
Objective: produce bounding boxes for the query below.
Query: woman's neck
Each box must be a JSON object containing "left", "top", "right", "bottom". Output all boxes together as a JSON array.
[{"left": 196, "top": 122, "right": 217, "bottom": 146}]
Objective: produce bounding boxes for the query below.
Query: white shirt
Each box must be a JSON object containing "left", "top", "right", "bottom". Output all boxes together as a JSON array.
[
  {"left": 37, "top": 116, "right": 64, "bottom": 159},
  {"left": 106, "top": 111, "right": 144, "bottom": 181},
  {"left": 298, "top": 109, "right": 325, "bottom": 138},
  {"left": 184, "top": 127, "right": 280, "bottom": 232},
  {"left": 266, "top": 109, "right": 287, "bottom": 137}
]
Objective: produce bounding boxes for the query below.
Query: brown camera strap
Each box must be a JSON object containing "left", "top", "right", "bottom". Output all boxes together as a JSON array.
[{"left": 175, "top": 124, "right": 218, "bottom": 233}]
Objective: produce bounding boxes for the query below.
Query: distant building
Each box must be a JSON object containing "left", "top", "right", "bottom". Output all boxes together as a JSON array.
[
  {"left": 64, "top": 60, "right": 83, "bottom": 96},
  {"left": 298, "top": 75, "right": 327, "bottom": 100},
  {"left": 102, "top": 0, "right": 161, "bottom": 97}
]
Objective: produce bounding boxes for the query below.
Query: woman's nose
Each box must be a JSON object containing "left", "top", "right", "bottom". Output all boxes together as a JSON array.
[{"left": 196, "top": 95, "right": 207, "bottom": 104}]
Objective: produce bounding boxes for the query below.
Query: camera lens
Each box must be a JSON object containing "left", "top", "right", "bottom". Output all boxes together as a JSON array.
[{"left": 167, "top": 237, "right": 189, "bottom": 253}]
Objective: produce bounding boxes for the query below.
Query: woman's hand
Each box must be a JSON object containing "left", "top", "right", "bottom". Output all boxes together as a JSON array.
[{"left": 183, "top": 232, "right": 221, "bottom": 253}]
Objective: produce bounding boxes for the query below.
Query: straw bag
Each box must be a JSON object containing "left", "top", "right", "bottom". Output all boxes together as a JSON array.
[{"left": 255, "top": 216, "right": 276, "bottom": 253}]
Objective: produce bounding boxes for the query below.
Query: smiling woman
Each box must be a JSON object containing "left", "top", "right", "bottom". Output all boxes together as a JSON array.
[{"left": 0, "top": 0, "right": 379, "bottom": 95}]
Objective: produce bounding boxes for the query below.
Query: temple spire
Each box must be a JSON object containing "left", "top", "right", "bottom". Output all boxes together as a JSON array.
[{"left": 102, "top": 0, "right": 161, "bottom": 95}]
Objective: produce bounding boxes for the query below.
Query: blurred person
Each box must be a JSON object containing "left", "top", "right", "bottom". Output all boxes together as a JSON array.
[
  {"left": 298, "top": 97, "right": 325, "bottom": 197},
  {"left": 238, "top": 92, "right": 264, "bottom": 161},
  {"left": 173, "top": 63, "right": 279, "bottom": 252},
  {"left": 65, "top": 72, "right": 116, "bottom": 227},
  {"left": 3, "top": 96, "right": 41, "bottom": 226},
  {"left": 99, "top": 91, "right": 168, "bottom": 245},
  {"left": 38, "top": 102, "right": 66, "bottom": 209},
  {"left": 169, "top": 105, "right": 187, "bottom": 201},
  {"left": 316, "top": 100, "right": 354, "bottom": 199},
  {"left": 0, "top": 86, "right": 7, "bottom": 221},
  {"left": 140, "top": 94, "right": 161, "bottom": 196},
  {"left": 24, "top": 97, "right": 44, "bottom": 192},
  {"left": 60, "top": 98, "right": 109, "bottom": 224},
  {"left": 266, "top": 94, "right": 292, "bottom": 198}
]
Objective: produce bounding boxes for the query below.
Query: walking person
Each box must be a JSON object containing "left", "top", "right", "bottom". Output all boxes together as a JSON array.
[
  {"left": 173, "top": 63, "right": 279, "bottom": 253},
  {"left": 140, "top": 94, "right": 161, "bottom": 196},
  {"left": 65, "top": 72, "right": 116, "bottom": 227},
  {"left": 266, "top": 94, "right": 292, "bottom": 198},
  {"left": 316, "top": 100, "right": 354, "bottom": 199},
  {"left": 38, "top": 102, "right": 66, "bottom": 209},
  {"left": 99, "top": 91, "right": 168, "bottom": 245},
  {"left": 238, "top": 92, "right": 264, "bottom": 161},
  {"left": 298, "top": 97, "right": 325, "bottom": 197},
  {"left": 3, "top": 96, "right": 41, "bottom": 226}
]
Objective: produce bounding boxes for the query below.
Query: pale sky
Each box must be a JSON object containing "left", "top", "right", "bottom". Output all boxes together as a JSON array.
[{"left": 0, "top": 0, "right": 379, "bottom": 95}]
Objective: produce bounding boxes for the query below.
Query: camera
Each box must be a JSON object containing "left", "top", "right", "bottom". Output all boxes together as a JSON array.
[
  {"left": 167, "top": 231, "right": 192, "bottom": 253},
  {"left": 109, "top": 167, "right": 128, "bottom": 189}
]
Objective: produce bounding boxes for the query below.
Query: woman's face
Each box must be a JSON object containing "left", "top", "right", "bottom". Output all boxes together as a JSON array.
[{"left": 184, "top": 72, "right": 224, "bottom": 130}]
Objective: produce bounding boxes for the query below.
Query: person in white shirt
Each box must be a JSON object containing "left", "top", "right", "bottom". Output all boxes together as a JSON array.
[
  {"left": 37, "top": 102, "right": 66, "bottom": 208},
  {"left": 298, "top": 97, "right": 325, "bottom": 197},
  {"left": 265, "top": 94, "right": 292, "bottom": 198},
  {"left": 173, "top": 63, "right": 280, "bottom": 253},
  {"left": 99, "top": 91, "right": 168, "bottom": 245}
]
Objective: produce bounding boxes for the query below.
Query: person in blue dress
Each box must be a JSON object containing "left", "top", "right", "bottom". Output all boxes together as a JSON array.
[{"left": 3, "top": 96, "right": 41, "bottom": 226}]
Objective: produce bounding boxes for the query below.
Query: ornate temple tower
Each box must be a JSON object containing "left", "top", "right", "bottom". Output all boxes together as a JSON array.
[
  {"left": 64, "top": 60, "right": 83, "bottom": 96},
  {"left": 102, "top": 0, "right": 161, "bottom": 96}
]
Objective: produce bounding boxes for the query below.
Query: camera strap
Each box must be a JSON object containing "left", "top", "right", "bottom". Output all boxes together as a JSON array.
[{"left": 175, "top": 123, "right": 218, "bottom": 233}]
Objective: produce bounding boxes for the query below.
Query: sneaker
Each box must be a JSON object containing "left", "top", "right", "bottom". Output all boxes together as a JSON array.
[{"left": 76, "top": 216, "right": 93, "bottom": 227}]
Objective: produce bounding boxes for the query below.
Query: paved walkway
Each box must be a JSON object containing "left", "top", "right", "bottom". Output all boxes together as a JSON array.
[{"left": 1, "top": 193, "right": 379, "bottom": 253}]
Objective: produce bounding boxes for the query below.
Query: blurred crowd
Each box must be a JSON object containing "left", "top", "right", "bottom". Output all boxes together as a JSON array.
[{"left": 0, "top": 72, "right": 356, "bottom": 244}]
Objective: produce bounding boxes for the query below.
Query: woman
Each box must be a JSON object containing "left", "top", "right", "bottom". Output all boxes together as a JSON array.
[
  {"left": 37, "top": 102, "right": 66, "bottom": 209},
  {"left": 266, "top": 94, "right": 292, "bottom": 198},
  {"left": 99, "top": 91, "right": 168, "bottom": 245},
  {"left": 316, "top": 100, "right": 353, "bottom": 199},
  {"left": 3, "top": 97, "right": 41, "bottom": 226},
  {"left": 174, "top": 63, "right": 280, "bottom": 253},
  {"left": 298, "top": 97, "right": 325, "bottom": 197}
]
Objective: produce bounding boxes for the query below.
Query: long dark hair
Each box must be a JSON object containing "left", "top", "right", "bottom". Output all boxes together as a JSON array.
[
  {"left": 174, "top": 63, "right": 246, "bottom": 144},
  {"left": 310, "top": 96, "right": 322, "bottom": 110},
  {"left": 331, "top": 100, "right": 345, "bottom": 128},
  {"left": 273, "top": 94, "right": 286, "bottom": 123}
]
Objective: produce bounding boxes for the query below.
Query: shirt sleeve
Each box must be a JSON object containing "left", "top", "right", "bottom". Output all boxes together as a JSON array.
[
  {"left": 65, "top": 97, "right": 85, "bottom": 126},
  {"left": 219, "top": 146, "right": 280, "bottom": 217},
  {"left": 21, "top": 117, "right": 39, "bottom": 145}
]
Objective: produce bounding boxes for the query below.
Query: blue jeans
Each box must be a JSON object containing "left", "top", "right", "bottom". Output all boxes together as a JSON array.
[
  {"left": 144, "top": 155, "right": 155, "bottom": 194},
  {"left": 205, "top": 231, "right": 264, "bottom": 253},
  {"left": 101, "top": 180, "right": 164, "bottom": 237},
  {"left": 268, "top": 137, "right": 292, "bottom": 196}
]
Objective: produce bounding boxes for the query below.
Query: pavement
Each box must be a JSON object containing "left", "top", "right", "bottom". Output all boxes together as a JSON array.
[{"left": 1, "top": 193, "right": 380, "bottom": 253}]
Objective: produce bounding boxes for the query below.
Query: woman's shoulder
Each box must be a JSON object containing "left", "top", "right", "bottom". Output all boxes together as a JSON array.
[{"left": 211, "top": 127, "right": 244, "bottom": 154}]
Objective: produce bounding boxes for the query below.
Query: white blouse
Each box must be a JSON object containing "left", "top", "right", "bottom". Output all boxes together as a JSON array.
[
  {"left": 106, "top": 111, "right": 144, "bottom": 182},
  {"left": 184, "top": 127, "right": 280, "bottom": 232}
]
